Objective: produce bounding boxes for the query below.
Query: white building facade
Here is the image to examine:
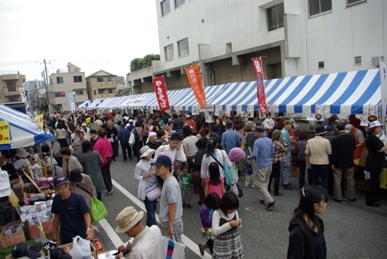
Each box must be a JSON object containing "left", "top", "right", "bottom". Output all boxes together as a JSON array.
[{"left": 127, "top": 0, "right": 386, "bottom": 94}]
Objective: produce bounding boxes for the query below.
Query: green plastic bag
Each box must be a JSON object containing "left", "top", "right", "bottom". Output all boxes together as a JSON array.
[{"left": 90, "top": 197, "right": 107, "bottom": 221}]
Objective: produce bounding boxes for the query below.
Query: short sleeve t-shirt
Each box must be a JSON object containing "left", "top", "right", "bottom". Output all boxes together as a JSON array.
[
  {"left": 51, "top": 192, "right": 90, "bottom": 244},
  {"left": 159, "top": 176, "right": 183, "bottom": 227},
  {"left": 179, "top": 173, "right": 192, "bottom": 189},
  {"left": 205, "top": 177, "right": 224, "bottom": 198}
]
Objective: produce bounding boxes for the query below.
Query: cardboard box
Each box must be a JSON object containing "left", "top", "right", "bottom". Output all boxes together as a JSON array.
[
  {"left": 0, "top": 221, "right": 26, "bottom": 248},
  {"left": 25, "top": 219, "right": 54, "bottom": 239},
  {"left": 59, "top": 241, "right": 97, "bottom": 259}
]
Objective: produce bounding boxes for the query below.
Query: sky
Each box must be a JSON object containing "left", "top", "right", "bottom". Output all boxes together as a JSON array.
[{"left": 0, "top": 0, "right": 160, "bottom": 81}]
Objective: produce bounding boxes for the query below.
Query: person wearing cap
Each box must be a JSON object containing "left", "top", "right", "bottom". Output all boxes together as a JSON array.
[
  {"left": 155, "top": 155, "right": 184, "bottom": 242},
  {"left": 345, "top": 124, "right": 365, "bottom": 159},
  {"left": 221, "top": 121, "right": 242, "bottom": 155},
  {"left": 134, "top": 146, "right": 157, "bottom": 226},
  {"left": 325, "top": 125, "right": 336, "bottom": 142},
  {"left": 365, "top": 121, "right": 387, "bottom": 207},
  {"left": 330, "top": 123, "right": 357, "bottom": 203},
  {"left": 0, "top": 150, "right": 20, "bottom": 226},
  {"left": 305, "top": 126, "right": 332, "bottom": 191},
  {"left": 69, "top": 168, "right": 96, "bottom": 209},
  {"left": 81, "top": 122, "right": 91, "bottom": 136},
  {"left": 281, "top": 120, "right": 293, "bottom": 190},
  {"left": 115, "top": 206, "right": 163, "bottom": 259},
  {"left": 251, "top": 126, "right": 277, "bottom": 211},
  {"left": 146, "top": 132, "right": 160, "bottom": 151},
  {"left": 51, "top": 176, "right": 93, "bottom": 244},
  {"left": 155, "top": 133, "right": 186, "bottom": 178},
  {"left": 118, "top": 122, "right": 132, "bottom": 162},
  {"left": 186, "top": 114, "right": 196, "bottom": 128}
]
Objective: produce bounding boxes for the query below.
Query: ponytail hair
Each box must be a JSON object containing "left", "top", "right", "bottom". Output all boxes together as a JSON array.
[{"left": 206, "top": 137, "right": 218, "bottom": 157}]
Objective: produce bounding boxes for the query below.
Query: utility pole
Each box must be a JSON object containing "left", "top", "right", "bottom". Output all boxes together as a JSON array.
[{"left": 43, "top": 59, "right": 52, "bottom": 114}]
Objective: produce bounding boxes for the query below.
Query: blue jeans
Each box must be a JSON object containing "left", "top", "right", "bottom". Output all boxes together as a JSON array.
[
  {"left": 311, "top": 164, "right": 329, "bottom": 191},
  {"left": 144, "top": 197, "right": 157, "bottom": 227},
  {"left": 281, "top": 151, "right": 291, "bottom": 185}
]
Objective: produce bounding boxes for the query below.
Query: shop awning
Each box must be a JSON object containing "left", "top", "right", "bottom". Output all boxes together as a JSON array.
[
  {"left": 0, "top": 104, "right": 52, "bottom": 150},
  {"left": 78, "top": 69, "right": 380, "bottom": 116}
]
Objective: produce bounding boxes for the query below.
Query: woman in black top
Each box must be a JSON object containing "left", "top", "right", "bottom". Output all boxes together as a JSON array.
[
  {"left": 287, "top": 186, "right": 328, "bottom": 259},
  {"left": 365, "top": 121, "right": 387, "bottom": 207}
]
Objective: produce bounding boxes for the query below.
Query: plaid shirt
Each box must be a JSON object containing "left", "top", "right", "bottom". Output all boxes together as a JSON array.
[{"left": 272, "top": 140, "right": 288, "bottom": 163}]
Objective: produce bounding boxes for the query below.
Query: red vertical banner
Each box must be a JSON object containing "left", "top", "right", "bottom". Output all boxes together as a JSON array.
[
  {"left": 184, "top": 65, "right": 207, "bottom": 108},
  {"left": 153, "top": 76, "right": 170, "bottom": 111},
  {"left": 252, "top": 57, "right": 267, "bottom": 115}
]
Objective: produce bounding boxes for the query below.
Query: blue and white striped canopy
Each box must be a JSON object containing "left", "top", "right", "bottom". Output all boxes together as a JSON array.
[
  {"left": 0, "top": 104, "right": 52, "bottom": 150},
  {"left": 86, "top": 98, "right": 106, "bottom": 109},
  {"left": 78, "top": 69, "right": 381, "bottom": 115}
]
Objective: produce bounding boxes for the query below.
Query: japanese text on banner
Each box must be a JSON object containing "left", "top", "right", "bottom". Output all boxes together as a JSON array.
[
  {"left": 0, "top": 120, "right": 11, "bottom": 144},
  {"left": 153, "top": 76, "right": 170, "bottom": 111},
  {"left": 252, "top": 57, "right": 267, "bottom": 115},
  {"left": 184, "top": 65, "right": 207, "bottom": 108}
]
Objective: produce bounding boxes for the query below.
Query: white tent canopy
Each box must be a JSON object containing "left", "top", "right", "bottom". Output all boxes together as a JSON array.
[{"left": 0, "top": 104, "right": 52, "bottom": 150}]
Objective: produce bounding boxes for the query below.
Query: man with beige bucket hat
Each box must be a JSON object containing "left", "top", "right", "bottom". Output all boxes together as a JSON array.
[{"left": 115, "top": 206, "right": 163, "bottom": 258}]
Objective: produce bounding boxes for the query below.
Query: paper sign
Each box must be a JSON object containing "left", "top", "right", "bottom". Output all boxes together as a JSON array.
[{"left": 0, "top": 120, "right": 11, "bottom": 144}]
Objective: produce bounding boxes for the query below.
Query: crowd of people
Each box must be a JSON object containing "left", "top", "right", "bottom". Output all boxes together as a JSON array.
[{"left": 1, "top": 109, "right": 386, "bottom": 258}]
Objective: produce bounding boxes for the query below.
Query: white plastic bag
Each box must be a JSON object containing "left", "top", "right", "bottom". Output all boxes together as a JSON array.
[
  {"left": 129, "top": 133, "right": 135, "bottom": 146},
  {"left": 70, "top": 235, "right": 91, "bottom": 259}
]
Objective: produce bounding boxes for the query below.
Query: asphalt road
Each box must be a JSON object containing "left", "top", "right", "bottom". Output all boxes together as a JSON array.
[{"left": 93, "top": 156, "right": 387, "bottom": 259}]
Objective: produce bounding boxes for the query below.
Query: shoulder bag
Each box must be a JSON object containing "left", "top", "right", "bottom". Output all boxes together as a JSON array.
[
  {"left": 77, "top": 184, "right": 108, "bottom": 222},
  {"left": 146, "top": 183, "right": 162, "bottom": 201},
  {"left": 210, "top": 151, "right": 233, "bottom": 186}
]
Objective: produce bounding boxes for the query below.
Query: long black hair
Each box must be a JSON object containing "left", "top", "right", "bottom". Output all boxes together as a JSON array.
[
  {"left": 208, "top": 162, "right": 221, "bottom": 185},
  {"left": 203, "top": 192, "right": 220, "bottom": 210},
  {"left": 291, "top": 185, "right": 328, "bottom": 233},
  {"left": 206, "top": 137, "right": 218, "bottom": 157}
]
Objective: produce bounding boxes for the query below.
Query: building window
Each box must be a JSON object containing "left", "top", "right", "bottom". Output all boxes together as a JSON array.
[
  {"left": 107, "top": 77, "right": 112, "bottom": 82},
  {"left": 56, "top": 77, "right": 64, "bottom": 84},
  {"left": 161, "top": 0, "right": 170, "bottom": 16},
  {"left": 98, "top": 89, "right": 113, "bottom": 94},
  {"left": 8, "top": 96, "right": 19, "bottom": 102},
  {"left": 73, "top": 76, "right": 82, "bottom": 83},
  {"left": 354, "top": 56, "right": 362, "bottom": 65},
  {"left": 164, "top": 44, "right": 174, "bottom": 61},
  {"left": 309, "top": 0, "right": 332, "bottom": 16},
  {"left": 6, "top": 81, "right": 16, "bottom": 92},
  {"left": 318, "top": 61, "right": 325, "bottom": 69},
  {"left": 54, "top": 92, "right": 66, "bottom": 98},
  {"left": 175, "top": 0, "right": 185, "bottom": 8},
  {"left": 347, "top": 0, "right": 366, "bottom": 6},
  {"left": 178, "top": 38, "right": 189, "bottom": 57},
  {"left": 94, "top": 90, "right": 96, "bottom": 95},
  {"left": 73, "top": 89, "right": 84, "bottom": 95},
  {"left": 267, "top": 3, "right": 284, "bottom": 31},
  {"left": 97, "top": 77, "right": 104, "bottom": 82}
]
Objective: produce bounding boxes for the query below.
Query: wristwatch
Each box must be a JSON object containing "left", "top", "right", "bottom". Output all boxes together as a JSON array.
[{"left": 87, "top": 228, "right": 93, "bottom": 231}]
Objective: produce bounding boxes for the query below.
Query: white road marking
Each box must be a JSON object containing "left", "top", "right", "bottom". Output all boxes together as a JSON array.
[{"left": 97, "top": 179, "right": 211, "bottom": 258}]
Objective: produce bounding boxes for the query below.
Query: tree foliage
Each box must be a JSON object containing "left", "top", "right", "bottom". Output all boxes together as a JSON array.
[{"left": 130, "top": 54, "right": 160, "bottom": 72}]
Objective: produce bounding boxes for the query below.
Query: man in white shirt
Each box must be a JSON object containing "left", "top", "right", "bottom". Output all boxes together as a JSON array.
[{"left": 115, "top": 206, "right": 163, "bottom": 259}]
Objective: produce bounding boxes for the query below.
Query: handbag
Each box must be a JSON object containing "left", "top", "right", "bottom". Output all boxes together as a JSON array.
[
  {"left": 292, "top": 156, "right": 299, "bottom": 167},
  {"left": 146, "top": 183, "right": 162, "bottom": 201},
  {"left": 99, "top": 154, "right": 108, "bottom": 168},
  {"left": 70, "top": 235, "right": 91, "bottom": 259},
  {"left": 245, "top": 162, "right": 252, "bottom": 176},
  {"left": 77, "top": 185, "right": 108, "bottom": 221},
  {"left": 211, "top": 151, "right": 233, "bottom": 186},
  {"left": 191, "top": 169, "right": 201, "bottom": 185},
  {"left": 161, "top": 236, "right": 186, "bottom": 259},
  {"left": 380, "top": 168, "right": 387, "bottom": 189}
]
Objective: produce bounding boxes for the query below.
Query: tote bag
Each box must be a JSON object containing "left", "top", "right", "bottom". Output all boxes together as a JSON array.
[
  {"left": 160, "top": 236, "right": 186, "bottom": 259},
  {"left": 77, "top": 184, "right": 108, "bottom": 221}
]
